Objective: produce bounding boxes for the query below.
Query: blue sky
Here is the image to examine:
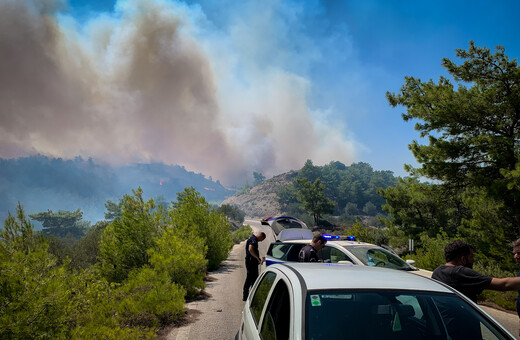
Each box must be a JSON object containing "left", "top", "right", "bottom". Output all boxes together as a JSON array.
[{"left": 2, "top": 0, "right": 519, "bottom": 184}]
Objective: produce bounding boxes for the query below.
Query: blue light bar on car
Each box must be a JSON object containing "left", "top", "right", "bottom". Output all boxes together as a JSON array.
[
  {"left": 322, "top": 234, "right": 357, "bottom": 241},
  {"left": 323, "top": 234, "right": 339, "bottom": 239}
]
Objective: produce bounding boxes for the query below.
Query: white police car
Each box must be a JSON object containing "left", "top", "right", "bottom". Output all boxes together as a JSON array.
[
  {"left": 237, "top": 263, "right": 514, "bottom": 339},
  {"left": 265, "top": 233, "right": 433, "bottom": 277}
]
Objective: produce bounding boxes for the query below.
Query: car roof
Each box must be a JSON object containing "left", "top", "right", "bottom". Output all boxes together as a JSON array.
[
  {"left": 278, "top": 239, "right": 373, "bottom": 247},
  {"left": 270, "top": 262, "right": 452, "bottom": 293}
]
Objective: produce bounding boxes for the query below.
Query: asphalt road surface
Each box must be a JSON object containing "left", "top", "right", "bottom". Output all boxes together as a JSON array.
[{"left": 166, "top": 218, "right": 520, "bottom": 340}]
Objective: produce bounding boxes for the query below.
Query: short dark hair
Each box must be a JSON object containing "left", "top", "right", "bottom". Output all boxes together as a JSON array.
[
  {"left": 312, "top": 233, "right": 327, "bottom": 244},
  {"left": 512, "top": 238, "right": 520, "bottom": 248},
  {"left": 256, "top": 232, "right": 266, "bottom": 240},
  {"left": 444, "top": 240, "right": 474, "bottom": 262}
]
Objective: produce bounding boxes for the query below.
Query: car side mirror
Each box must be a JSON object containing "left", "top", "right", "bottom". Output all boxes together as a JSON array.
[{"left": 406, "top": 259, "right": 416, "bottom": 266}]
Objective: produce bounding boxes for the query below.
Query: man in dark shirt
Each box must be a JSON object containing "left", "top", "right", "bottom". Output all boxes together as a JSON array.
[
  {"left": 298, "top": 233, "right": 327, "bottom": 262},
  {"left": 432, "top": 240, "right": 520, "bottom": 304},
  {"left": 242, "top": 231, "right": 266, "bottom": 301}
]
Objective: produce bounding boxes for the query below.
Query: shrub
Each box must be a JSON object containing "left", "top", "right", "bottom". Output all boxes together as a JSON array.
[
  {"left": 343, "top": 221, "right": 389, "bottom": 245},
  {"left": 217, "top": 204, "right": 245, "bottom": 223},
  {"left": 115, "top": 267, "right": 186, "bottom": 328},
  {"left": 148, "top": 228, "right": 207, "bottom": 298},
  {"left": 231, "top": 225, "right": 252, "bottom": 244},
  {"left": 47, "top": 221, "right": 109, "bottom": 269},
  {"left": 98, "top": 188, "right": 160, "bottom": 283},
  {"left": 0, "top": 204, "right": 75, "bottom": 339},
  {"left": 404, "top": 232, "right": 453, "bottom": 271},
  {"left": 171, "top": 187, "right": 232, "bottom": 270}
]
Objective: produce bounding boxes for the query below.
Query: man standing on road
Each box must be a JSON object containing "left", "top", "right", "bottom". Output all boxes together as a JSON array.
[
  {"left": 432, "top": 240, "right": 520, "bottom": 304},
  {"left": 298, "top": 233, "right": 327, "bottom": 262},
  {"left": 243, "top": 231, "right": 266, "bottom": 301},
  {"left": 512, "top": 238, "right": 520, "bottom": 336}
]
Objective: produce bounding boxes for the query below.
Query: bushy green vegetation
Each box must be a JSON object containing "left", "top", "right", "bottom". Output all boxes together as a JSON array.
[
  {"left": 0, "top": 186, "right": 233, "bottom": 339},
  {"left": 333, "top": 221, "right": 389, "bottom": 246},
  {"left": 29, "top": 209, "right": 88, "bottom": 238},
  {"left": 47, "top": 220, "right": 108, "bottom": 268},
  {"left": 231, "top": 225, "right": 253, "bottom": 244},
  {"left": 171, "top": 187, "right": 232, "bottom": 270},
  {"left": 217, "top": 204, "right": 246, "bottom": 224}
]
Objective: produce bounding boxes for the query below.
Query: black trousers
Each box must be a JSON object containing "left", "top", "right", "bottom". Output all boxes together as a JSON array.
[{"left": 243, "top": 259, "right": 259, "bottom": 300}]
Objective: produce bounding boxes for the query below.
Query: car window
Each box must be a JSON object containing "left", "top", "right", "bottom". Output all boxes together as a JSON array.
[
  {"left": 305, "top": 290, "right": 511, "bottom": 340},
  {"left": 346, "top": 245, "right": 412, "bottom": 270},
  {"left": 250, "top": 272, "right": 276, "bottom": 325},
  {"left": 317, "top": 246, "right": 330, "bottom": 262},
  {"left": 330, "top": 246, "right": 353, "bottom": 263},
  {"left": 260, "top": 280, "right": 291, "bottom": 340},
  {"left": 269, "top": 243, "right": 292, "bottom": 259},
  {"left": 318, "top": 245, "right": 355, "bottom": 263},
  {"left": 286, "top": 244, "right": 304, "bottom": 262}
]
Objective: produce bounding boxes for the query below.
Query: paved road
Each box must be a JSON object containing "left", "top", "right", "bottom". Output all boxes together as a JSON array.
[{"left": 166, "top": 218, "right": 520, "bottom": 339}]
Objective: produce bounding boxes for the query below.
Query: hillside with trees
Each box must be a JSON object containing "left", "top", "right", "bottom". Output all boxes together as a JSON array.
[
  {"left": 223, "top": 160, "right": 399, "bottom": 228},
  {"left": 0, "top": 155, "right": 235, "bottom": 224}
]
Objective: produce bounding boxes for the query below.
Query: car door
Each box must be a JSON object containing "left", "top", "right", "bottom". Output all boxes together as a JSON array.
[{"left": 240, "top": 269, "right": 293, "bottom": 340}]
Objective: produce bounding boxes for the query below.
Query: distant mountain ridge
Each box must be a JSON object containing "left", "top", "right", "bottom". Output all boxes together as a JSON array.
[
  {"left": 222, "top": 171, "right": 297, "bottom": 218},
  {"left": 0, "top": 155, "right": 235, "bottom": 224}
]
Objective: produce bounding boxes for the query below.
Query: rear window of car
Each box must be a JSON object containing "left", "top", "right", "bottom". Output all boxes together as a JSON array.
[
  {"left": 305, "top": 290, "right": 510, "bottom": 340},
  {"left": 269, "top": 243, "right": 304, "bottom": 261},
  {"left": 269, "top": 243, "right": 293, "bottom": 259}
]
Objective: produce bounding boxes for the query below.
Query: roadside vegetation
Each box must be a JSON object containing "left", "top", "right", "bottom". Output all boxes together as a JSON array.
[
  {"left": 231, "top": 225, "right": 253, "bottom": 244},
  {"left": 0, "top": 187, "right": 234, "bottom": 339}
]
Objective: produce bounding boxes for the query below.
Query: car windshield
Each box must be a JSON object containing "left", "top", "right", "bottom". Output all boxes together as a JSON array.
[
  {"left": 305, "top": 289, "right": 510, "bottom": 340},
  {"left": 345, "top": 245, "right": 413, "bottom": 270}
]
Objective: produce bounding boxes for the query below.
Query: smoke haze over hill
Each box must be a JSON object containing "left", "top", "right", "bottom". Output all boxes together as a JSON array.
[
  {"left": 0, "top": 155, "right": 234, "bottom": 224},
  {"left": 0, "top": 0, "right": 356, "bottom": 185}
]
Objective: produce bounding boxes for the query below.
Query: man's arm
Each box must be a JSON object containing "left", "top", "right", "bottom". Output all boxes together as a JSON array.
[
  {"left": 248, "top": 244, "right": 261, "bottom": 263},
  {"left": 489, "top": 277, "right": 520, "bottom": 291}
]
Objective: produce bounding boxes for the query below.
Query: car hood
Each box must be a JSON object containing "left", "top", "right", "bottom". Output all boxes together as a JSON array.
[{"left": 413, "top": 268, "right": 433, "bottom": 278}]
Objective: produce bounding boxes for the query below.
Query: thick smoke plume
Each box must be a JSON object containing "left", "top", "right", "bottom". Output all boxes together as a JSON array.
[{"left": 0, "top": 0, "right": 356, "bottom": 184}]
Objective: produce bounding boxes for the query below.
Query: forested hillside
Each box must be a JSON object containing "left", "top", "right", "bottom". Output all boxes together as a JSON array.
[
  {"left": 0, "top": 155, "right": 235, "bottom": 223},
  {"left": 277, "top": 160, "right": 397, "bottom": 217},
  {"left": 223, "top": 160, "right": 398, "bottom": 229}
]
